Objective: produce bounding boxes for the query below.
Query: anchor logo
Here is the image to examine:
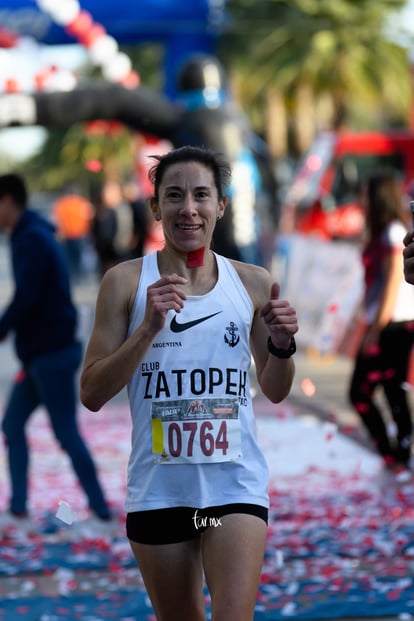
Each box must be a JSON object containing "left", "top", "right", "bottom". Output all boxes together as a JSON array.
[{"left": 224, "top": 321, "right": 240, "bottom": 348}]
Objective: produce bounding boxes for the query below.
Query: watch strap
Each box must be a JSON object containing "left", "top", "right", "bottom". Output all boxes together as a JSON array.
[{"left": 267, "top": 335, "right": 296, "bottom": 358}]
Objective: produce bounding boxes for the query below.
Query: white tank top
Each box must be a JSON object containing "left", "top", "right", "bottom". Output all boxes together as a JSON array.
[{"left": 125, "top": 252, "right": 269, "bottom": 512}]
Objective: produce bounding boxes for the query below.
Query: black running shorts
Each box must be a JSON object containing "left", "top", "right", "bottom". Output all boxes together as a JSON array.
[{"left": 126, "top": 503, "right": 268, "bottom": 545}]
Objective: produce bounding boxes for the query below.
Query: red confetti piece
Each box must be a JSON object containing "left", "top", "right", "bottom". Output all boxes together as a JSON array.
[{"left": 301, "top": 378, "right": 316, "bottom": 396}]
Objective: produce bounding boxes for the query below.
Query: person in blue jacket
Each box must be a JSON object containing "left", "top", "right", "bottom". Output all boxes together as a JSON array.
[{"left": 0, "top": 173, "right": 113, "bottom": 537}]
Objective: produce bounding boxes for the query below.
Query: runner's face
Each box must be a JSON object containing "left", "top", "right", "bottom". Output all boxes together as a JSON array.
[{"left": 153, "top": 161, "right": 225, "bottom": 254}]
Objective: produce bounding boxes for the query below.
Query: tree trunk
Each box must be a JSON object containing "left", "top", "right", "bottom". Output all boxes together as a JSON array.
[
  {"left": 265, "top": 87, "right": 288, "bottom": 160},
  {"left": 292, "top": 82, "right": 315, "bottom": 156}
]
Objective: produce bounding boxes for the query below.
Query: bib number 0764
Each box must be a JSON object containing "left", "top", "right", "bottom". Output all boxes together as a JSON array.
[{"left": 168, "top": 420, "right": 228, "bottom": 458}]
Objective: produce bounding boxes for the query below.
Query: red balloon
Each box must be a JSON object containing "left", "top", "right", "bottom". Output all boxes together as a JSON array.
[
  {"left": 79, "top": 24, "right": 106, "bottom": 47},
  {"left": 65, "top": 11, "right": 94, "bottom": 38}
]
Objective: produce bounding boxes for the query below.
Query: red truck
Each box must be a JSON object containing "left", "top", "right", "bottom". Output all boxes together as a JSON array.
[{"left": 279, "top": 130, "right": 414, "bottom": 240}]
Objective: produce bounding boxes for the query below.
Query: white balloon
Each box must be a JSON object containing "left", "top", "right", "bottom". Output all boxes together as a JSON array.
[
  {"left": 49, "top": 0, "right": 81, "bottom": 26},
  {"left": 0, "top": 49, "right": 11, "bottom": 76},
  {"left": 102, "top": 52, "right": 132, "bottom": 82},
  {"left": 44, "top": 70, "right": 78, "bottom": 92},
  {"left": 36, "top": 0, "right": 57, "bottom": 12},
  {"left": 89, "top": 35, "right": 118, "bottom": 66}
]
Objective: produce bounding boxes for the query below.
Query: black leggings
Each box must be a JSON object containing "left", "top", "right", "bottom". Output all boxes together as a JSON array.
[{"left": 349, "top": 321, "right": 414, "bottom": 463}]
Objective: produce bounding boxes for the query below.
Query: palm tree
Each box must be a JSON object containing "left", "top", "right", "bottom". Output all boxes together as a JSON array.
[{"left": 219, "top": 0, "right": 411, "bottom": 158}]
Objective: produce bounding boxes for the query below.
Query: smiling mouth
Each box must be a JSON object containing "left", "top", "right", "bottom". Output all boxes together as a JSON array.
[{"left": 176, "top": 224, "right": 202, "bottom": 230}]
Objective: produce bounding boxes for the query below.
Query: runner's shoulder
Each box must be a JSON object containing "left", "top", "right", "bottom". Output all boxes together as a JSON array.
[
  {"left": 99, "top": 257, "right": 143, "bottom": 310},
  {"left": 228, "top": 258, "right": 272, "bottom": 307}
]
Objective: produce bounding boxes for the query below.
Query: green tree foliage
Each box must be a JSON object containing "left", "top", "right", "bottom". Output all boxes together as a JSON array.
[
  {"left": 23, "top": 123, "right": 135, "bottom": 194},
  {"left": 218, "top": 0, "right": 412, "bottom": 150}
]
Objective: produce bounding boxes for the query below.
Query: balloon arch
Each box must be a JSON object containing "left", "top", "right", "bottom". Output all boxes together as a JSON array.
[{"left": 0, "top": 0, "right": 278, "bottom": 266}]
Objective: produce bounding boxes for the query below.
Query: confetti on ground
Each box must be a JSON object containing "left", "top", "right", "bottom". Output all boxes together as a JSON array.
[
  {"left": 0, "top": 399, "right": 413, "bottom": 619},
  {"left": 56, "top": 501, "right": 77, "bottom": 525},
  {"left": 301, "top": 378, "right": 316, "bottom": 397}
]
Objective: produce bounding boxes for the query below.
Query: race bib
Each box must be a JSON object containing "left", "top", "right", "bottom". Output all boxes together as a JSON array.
[{"left": 151, "top": 397, "right": 242, "bottom": 464}]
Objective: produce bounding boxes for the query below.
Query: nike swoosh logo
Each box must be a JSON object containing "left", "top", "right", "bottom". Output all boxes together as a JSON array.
[{"left": 170, "top": 311, "right": 222, "bottom": 333}]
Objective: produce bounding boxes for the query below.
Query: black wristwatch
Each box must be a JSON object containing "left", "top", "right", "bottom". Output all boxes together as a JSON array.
[{"left": 267, "top": 336, "right": 296, "bottom": 358}]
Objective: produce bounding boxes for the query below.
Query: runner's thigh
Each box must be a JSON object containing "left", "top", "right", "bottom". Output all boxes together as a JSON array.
[
  {"left": 129, "top": 537, "right": 206, "bottom": 621},
  {"left": 202, "top": 513, "right": 267, "bottom": 621}
]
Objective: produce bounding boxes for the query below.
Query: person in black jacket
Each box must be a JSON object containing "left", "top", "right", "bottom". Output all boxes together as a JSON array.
[{"left": 0, "top": 173, "right": 113, "bottom": 537}]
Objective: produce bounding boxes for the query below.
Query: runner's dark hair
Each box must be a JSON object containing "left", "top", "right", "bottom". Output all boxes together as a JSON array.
[{"left": 148, "top": 145, "right": 232, "bottom": 201}]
